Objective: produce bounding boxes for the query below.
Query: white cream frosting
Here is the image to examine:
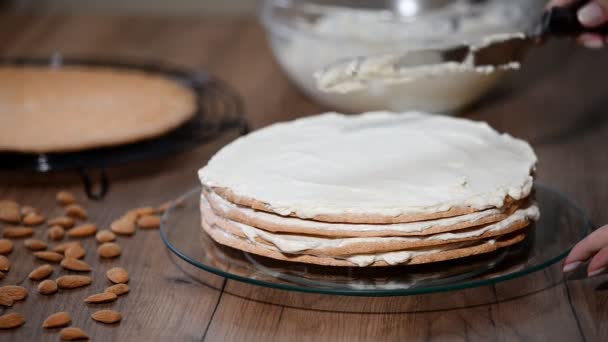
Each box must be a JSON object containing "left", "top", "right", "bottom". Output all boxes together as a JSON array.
[
  {"left": 207, "top": 190, "right": 509, "bottom": 234},
  {"left": 314, "top": 33, "right": 525, "bottom": 94},
  {"left": 204, "top": 198, "right": 539, "bottom": 258},
  {"left": 199, "top": 112, "right": 537, "bottom": 219}
]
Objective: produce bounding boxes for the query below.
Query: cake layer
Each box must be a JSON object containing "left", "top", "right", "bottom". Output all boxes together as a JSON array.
[
  {"left": 201, "top": 195, "right": 538, "bottom": 257},
  {"left": 204, "top": 188, "right": 525, "bottom": 237}
]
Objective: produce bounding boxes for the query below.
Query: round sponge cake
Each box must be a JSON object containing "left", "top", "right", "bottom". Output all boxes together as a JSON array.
[{"left": 0, "top": 66, "right": 197, "bottom": 153}]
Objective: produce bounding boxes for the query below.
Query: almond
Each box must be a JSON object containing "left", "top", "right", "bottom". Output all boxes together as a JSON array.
[
  {"left": 95, "top": 229, "right": 116, "bottom": 243},
  {"left": 97, "top": 242, "right": 121, "bottom": 259},
  {"left": 0, "top": 200, "right": 20, "bottom": 223},
  {"left": 0, "top": 239, "right": 13, "bottom": 254},
  {"left": 0, "top": 313, "right": 25, "bottom": 329},
  {"left": 53, "top": 241, "right": 81, "bottom": 254},
  {"left": 22, "top": 212, "right": 45, "bottom": 226},
  {"left": 131, "top": 206, "right": 157, "bottom": 217},
  {"left": 0, "top": 292, "right": 13, "bottom": 306},
  {"left": 110, "top": 218, "right": 135, "bottom": 236},
  {"left": 60, "top": 327, "right": 89, "bottom": 340},
  {"left": 84, "top": 292, "right": 117, "bottom": 304},
  {"left": 65, "top": 204, "right": 87, "bottom": 220},
  {"left": 48, "top": 216, "right": 75, "bottom": 228},
  {"left": 105, "top": 283, "right": 129, "bottom": 296},
  {"left": 29, "top": 264, "right": 54, "bottom": 280},
  {"left": 106, "top": 267, "right": 129, "bottom": 283},
  {"left": 33, "top": 251, "right": 63, "bottom": 263},
  {"left": 2, "top": 226, "right": 33, "bottom": 238},
  {"left": 0, "top": 272, "right": 4, "bottom": 280},
  {"left": 42, "top": 311, "right": 71, "bottom": 328},
  {"left": 0, "top": 285, "right": 28, "bottom": 301},
  {"left": 48, "top": 225, "right": 65, "bottom": 241},
  {"left": 91, "top": 309, "right": 121, "bottom": 324},
  {"left": 137, "top": 214, "right": 161, "bottom": 229},
  {"left": 121, "top": 211, "right": 139, "bottom": 223},
  {"left": 60, "top": 258, "right": 91, "bottom": 272},
  {"left": 0, "top": 255, "right": 9, "bottom": 272},
  {"left": 65, "top": 244, "right": 85, "bottom": 259},
  {"left": 56, "top": 190, "right": 76, "bottom": 205},
  {"left": 67, "top": 223, "right": 96, "bottom": 238},
  {"left": 38, "top": 279, "right": 58, "bottom": 295},
  {"left": 24, "top": 238, "right": 48, "bottom": 251},
  {"left": 56, "top": 275, "right": 92, "bottom": 289}
]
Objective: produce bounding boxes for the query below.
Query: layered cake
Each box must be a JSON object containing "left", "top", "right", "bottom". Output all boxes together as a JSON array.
[{"left": 198, "top": 111, "right": 539, "bottom": 267}]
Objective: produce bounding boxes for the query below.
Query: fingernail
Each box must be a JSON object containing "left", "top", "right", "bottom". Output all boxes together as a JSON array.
[
  {"left": 563, "top": 261, "right": 582, "bottom": 273},
  {"left": 581, "top": 36, "right": 604, "bottom": 49},
  {"left": 578, "top": 2, "right": 606, "bottom": 26},
  {"left": 588, "top": 267, "right": 606, "bottom": 277}
]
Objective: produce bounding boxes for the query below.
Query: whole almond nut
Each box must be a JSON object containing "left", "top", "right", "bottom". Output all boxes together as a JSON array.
[
  {"left": 20, "top": 205, "right": 37, "bottom": 215},
  {"left": 84, "top": 292, "right": 117, "bottom": 304},
  {"left": 106, "top": 267, "right": 129, "bottom": 284},
  {"left": 29, "top": 264, "right": 54, "bottom": 280},
  {"left": 105, "top": 283, "right": 129, "bottom": 296},
  {"left": 95, "top": 230, "right": 116, "bottom": 243},
  {"left": 2, "top": 226, "right": 33, "bottom": 238},
  {"left": 121, "top": 211, "right": 139, "bottom": 223},
  {"left": 48, "top": 216, "right": 75, "bottom": 228},
  {"left": 22, "top": 212, "right": 45, "bottom": 226},
  {"left": 131, "top": 206, "right": 157, "bottom": 217},
  {"left": 61, "top": 258, "right": 91, "bottom": 272},
  {"left": 0, "top": 239, "right": 13, "bottom": 254},
  {"left": 60, "top": 327, "right": 89, "bottom": 340},
  {"left": 0, "top": 285, "right": 28, "bottom": 301},
  {"left": 24, "top": 238, "right": 48, "bottom": 251},
  {"left": 0, "top": 292, "right": 13, "bottom": 306},
  {"left": 56, "top": 190, "right": 76, "bottom": 205},
  {"left": 91, "top": 309, "right": 121, "bottom": 324},
  {"left": 43, "top": 311, "right": 71, "bottom": 328},
  {"left": 48, "top": 225, "right": 65, "bottom": 241},
  {"left": 137, "top": 214, "right": 161, "bottom": 229},
  {"left": 0, "top": 200, "right": 21, "bottom": 223},
  {"left": 0, "top": 312, "right": 25, "bottom": 329},
  {"left": 53, "top": 241, "right": 81, "bottom": 254},
  {"left": 67, "top": 223, "right": 96, "bottom": 238},
  {"left": 56, "top": 275, "right": 92, "bottom": 289},
  {"left": 0, "top": 255, "right": 9, "bottom": 272},
  {"left": 38, "top": 279, "right": 58, "bottom": 295},
  {"left": 65, "top": 204, "right": 87, "bottom": 220},
  {"left": 33, "top": 251, "right": 63, "bottom": 263},
  {"left": 97, "top": 242, "right": 121, "bottom": 259},
  {"left": 65, "top": 244, "right": 86, "bottom": 259},
  {"left": 110, "top": 218, "right": 135, "bottom": 236}
]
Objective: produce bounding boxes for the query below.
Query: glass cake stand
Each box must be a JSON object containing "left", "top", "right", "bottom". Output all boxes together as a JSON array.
[{"left": 160, "top": 184, "right": 592, "bottom": 296}]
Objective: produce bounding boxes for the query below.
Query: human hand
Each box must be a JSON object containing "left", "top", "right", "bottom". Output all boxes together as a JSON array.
[
  {"left": 547, "top": 0, "right": 608, "bottom": 48},
  {"left": 563, "top": 225, "right": 608, "bottom": 277}
]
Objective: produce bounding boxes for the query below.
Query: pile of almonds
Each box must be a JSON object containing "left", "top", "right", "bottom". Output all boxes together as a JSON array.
[{"left": 0, "top": 191, "right": 169, "bottom": 340}]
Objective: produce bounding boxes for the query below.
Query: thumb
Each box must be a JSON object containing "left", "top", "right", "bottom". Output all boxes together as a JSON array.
[{"left": 578, "top": 0, "right": 608, "bottom": 27}]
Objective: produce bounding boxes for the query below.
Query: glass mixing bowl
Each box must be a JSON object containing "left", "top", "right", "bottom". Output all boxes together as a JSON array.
[{"left": 259, "top": 0, "right": 544, "bottom": 114}]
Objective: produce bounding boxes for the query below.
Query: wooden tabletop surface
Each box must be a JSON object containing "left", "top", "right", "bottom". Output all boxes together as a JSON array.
[{"left": 0, "top": 11, "right": 607, "bottom": 342}]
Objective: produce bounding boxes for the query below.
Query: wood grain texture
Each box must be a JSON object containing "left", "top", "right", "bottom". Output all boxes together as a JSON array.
[{"left": 0, "top": 10, "right": 607, "bottom": 342}]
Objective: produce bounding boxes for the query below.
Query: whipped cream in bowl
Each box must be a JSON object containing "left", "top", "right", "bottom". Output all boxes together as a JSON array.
[{"left": 259, "top": 0, "right": 544, "bottom": 114}]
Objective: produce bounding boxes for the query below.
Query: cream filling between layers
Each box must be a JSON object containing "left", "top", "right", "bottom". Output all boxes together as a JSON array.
[
  {"left": 206, "top": 190, "right": 513, "bottom": 234},
  {"left": 198, "top": 112, "right": 537, "bottom": 219},
  {"left": 202, "top": 198, "right": 539, "bottom": 259}
]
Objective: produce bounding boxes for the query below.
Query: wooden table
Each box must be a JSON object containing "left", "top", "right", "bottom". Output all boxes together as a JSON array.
[{"left": 0, "top": 11, "right": 607, "bottom": 342}]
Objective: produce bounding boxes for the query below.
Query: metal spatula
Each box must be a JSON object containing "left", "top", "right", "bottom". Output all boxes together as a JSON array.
[{"left": 315, "top": 1, "right": 608, "bottom": 92}]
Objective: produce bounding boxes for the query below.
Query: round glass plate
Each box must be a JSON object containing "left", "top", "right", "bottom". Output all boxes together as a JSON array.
[{"left": 160, "top": 184, "right": 592, "bottom": 296}]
